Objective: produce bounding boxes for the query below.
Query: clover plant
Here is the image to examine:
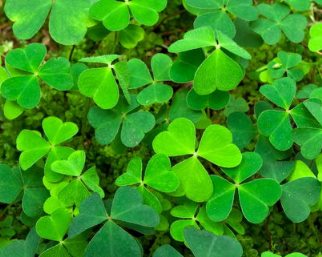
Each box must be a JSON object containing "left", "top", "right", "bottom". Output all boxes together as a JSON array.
[{"left": 0, "top": 0, "right": 322, "bottom": 256}]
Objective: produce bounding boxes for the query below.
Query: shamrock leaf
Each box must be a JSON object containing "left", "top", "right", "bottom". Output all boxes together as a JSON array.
[
  {"left": 0, "top": 164, "right": 23, "bottom": 204},
  {"left": 4, "top": 0, "right": 91, "bottom": 45},
  {"left": 51, "top": 150, "right": 86, "bottom": 177},
  {"left": 227, "top": 112, "right": 256, "bottom": 149},
  {"left": 257, "top": 78, "right": 296, "bottom": 151},
  {"left": 78, "top": 55, "right": 123, "bottom": 109},
  {"left": 90, "top": 0, "right": 167, "bottom": 31},
  {"left": 48, "top": 158, "right": 104, "bottom": 207},
  {"left": 116, "top": 154, "right": 179, "bottom": 213},
  {"left": 267, "top": 51, "right": 304, "bottom": 82},
  {"left": 308, "top": 23, "right": 322, "bottom": 52},
  {"left": 169, "top": 49, "right": 205, "bottom": 83},
  {"left": 184, "top": 227, "right": 243, "bottom": 257},
  {"left": 255, "top": 136, "right": 295, "bottom": 182},
  {"left": 16, "top": 116, "right": 78, "bottom": 170},
  {"left": 169, "top": 27, "right": 251, "bottom": 60},
  {"left": 188, "top": 0, "right": 258, "bottom": 38},
  {"left": 1, "top": 44, "right": 73, "bottom": 109},
  {"left": 284, "top": 0, "right": 311, "bottom": 11},
  {"left": 0, "top": 229, "right": 40, "bottom": 257},
  {"left": 206, "top": 152, "right": 282, "bottom": 223},
  {"left": 153, "top": 245, "right": 183, "bottom": 257},
  {"left": 88, "top": 96, "right": 155, "bottom": 147},
  {"left": 38, "top": 235, "right": 87, "bottom": 257},
  {"left": 36, "top": 208, "right": 72, "bottom": 241},
  {"left": 128, "top": 54, "right": 173, "bottom": 105},
  {"left": 153, "top": 118, "right": 241, "bottom": 202},
  {"left": 251, "top": 3, "right": 307, "bottom": 44},
  {"left": 0, "top": 165, "right": 49, "bottom": 217},
  {"left": 187, "top": 89, "right": 230, "bottom": 111},
  {"left": 280, "top": 177, "right": 321, "bottom": 223},
  {"left": 69, "top": 188, "right": 159, "bottom": 257},
  {"left": 116, "top": 154, "right": 180, "bottom": 193},
  {"left": 119, "top": 24, "right": 145, "bottom": 49},
  {"left": 193, "top": 49, "right": 244, "bottom": 95},
  {"left": 170, "top": 202, "right": 242, "bottom": 242},
  {"left": 169, "top": 27, "right": 249, "bottom": 95}
]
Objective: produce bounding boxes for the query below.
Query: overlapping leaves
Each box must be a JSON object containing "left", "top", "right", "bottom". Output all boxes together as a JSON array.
[
  {"left": 153, "top": 118, "right": 242, "bottom": 202},
  {"left": 1, "top": 44, "right": 73, "bottom": 109}
]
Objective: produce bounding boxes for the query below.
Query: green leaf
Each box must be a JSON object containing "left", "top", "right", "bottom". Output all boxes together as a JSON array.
[
  {"left": 170, "top": 49, "right": 205, "bottom": 83},
  {"left": 137, "top": 83, "right": 173, "bottom": 105},
  {"left": 309, "top": 23, "right": 322, "bottom": 52},
  {"left": 4, "top": 0, "right": 91, "bottom": 45},
  {"left": 187, "top": 89, "right": 230, "bottom": 111},
  {"left": 284, "top": 0, "right": 311, "bottom": 11},
  {"left": 227, "top": 112, "right": 255, "bottom": 149},
  {"left": 0, "top": 229, "right": 40, "bottom": 257},
  {"left": 153, "top": 245, "right": 183, "bottom": 257},
  {"left": 1, "top": 76, "right": 41, "bottom": 109},
  {"left": 206, "top": 176, "right": 235, "bottom": 222},
  {"left": 42, "top": 116, "right": 79, "bottom": 145},
  {"left": 36, "top": 208, "right": 71, "bottom": 241},
  {"left": 128, "top": 59, "right": 153, "bottom": 89},
  {"left": 252, "top": 3, "right": 307, "bottom": 44},
  {"left": 238, "top": 179, "right": 281, "bottom": 224},
  {"left": 115, "top": 157, "right": 143, "bottom": 186},
  {"left": 49, "top": 0, "right": 91, "bottom": 45},
  {"left": 68, "top": 193, "right": 108, "bottom": 237},
  {"left": 222, "top": 152, "right": 263, "bottom": 183},
  {"left": 129, "top": 0, "right": 167, "bottom": 26},
  {"left": 169, "top": 27, "right": 251, "bottom": 59},
  {"left": 51, "top": 150, "right": 86, "bottom": 176},
  {"left": 184, "top": 227, "right": 243, "bottom": 257},
  {"left": 288, "top": 160, "right": 316, "bottom": 181},
  {"left": 38, "top": 57, "right": 73, "bottom": 90},
  {"left": 3, "top": 100, "right": 24, "bottom": 120},
  {"left": 197, "top": 124, "right": 242, "bottom": 168},
  {"left": 111, "top": 186, "right": 160, "bottom": 227},
  {"left": 293, "top": 128, "right": 322, "bottom": 159},
  {"left": 144, "top": 154, "right": 180, "bottom": 193},
  {"left": 121, "top": 111, "right": 156, "bottom": 147},
  {"left": 257, "top": 110, "right": 293, "bottom": 151},
  {"left": 168, "top": 27, "right": 216, "bottom": 53},
  {"left": 16, "top": 130, "right": 51, "bottom": 170},
  {"left": 78, "top": 68, "right": 119, "bottom": 109},
  {"left": 281, "top": 178, "right": 321, "bottom": 223},
  {"left": 153, "top": 118, "right": 196, "bottom": 156},
  {"left": 5, "top": 43, "right": 46, "bottom": 73},
  {"left": 194, "top": 49, "right": 244, "bottom": 95},
  {"left": 88, "top": 97, "right": 154, "bottom": 147},
  {"left": 194, "top": 12, "right": 236, "bottom": 38},
  {"left": 17, "top": 116, "right": 78, "bottom": 170},
  {"left": 259, "top": 78, "right": 296, "bottom": 110},
  {"left": 173, "top": 157, "right": 213, "bottom": 202},
  {"left": 151, "top": 53, "right": 173, "bottom": 82},
  {"left": 207, "top": 153, "right": 281, "bottom": 224},
  {"left": 119, "top": 24, "right": 145, "bottom": 49},
  {"left": 84, "top": 221, "right": 142, "bottom": 257},
  {"left": 90, "top": 0, "right": 166, "bottom": 31},
  {"left": 0, "top": 165, "right": 23, "bottom": 204}
]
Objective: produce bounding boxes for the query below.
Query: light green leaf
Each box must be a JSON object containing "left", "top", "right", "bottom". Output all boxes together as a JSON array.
[
  {"left": 194, "top": 49, "right": 244, "bottom": 95},
  {"left": 153, "top": 118, "right": 196, "bottom": 156},
  {"left": 78, "top": 68, "right": 119, "bottom": 109},
  {"left": 51, "top": 150, "right": 86, "bottom": 176},
  {"left": 197, "top": 124, "right": 242, "bottom": 168},
  {"left": 36, "top": 208, "right": 71, "bottom": 241},
  {"left": 173, "top": 157, "right": 213, "bottom": 202}
]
